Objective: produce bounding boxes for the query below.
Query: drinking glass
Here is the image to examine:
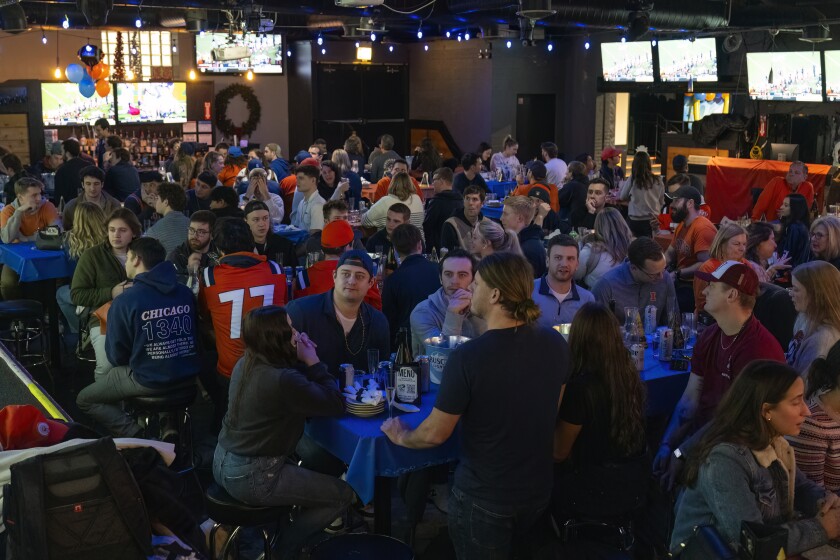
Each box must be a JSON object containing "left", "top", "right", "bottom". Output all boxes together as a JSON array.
[
  {"left": 306, "top": 251, "right": 323, "bottom": 268},
  {"left": 272, "top": 253, "right": 283, "bottom": 267},
  {"left": 271, "top": 217, "right": 282, "bottom": 232},
  {"left": 682, "top": 312, "right": 696, "bottom": 347},
  {"left": 830, "top": 205, "right": 840, "bottom": 217},
  {"left": 375, "top": 245, "right": 384, "bottom": 259},
  {"left": 367, "top": 349, "right": 379, "bottom": 380}
]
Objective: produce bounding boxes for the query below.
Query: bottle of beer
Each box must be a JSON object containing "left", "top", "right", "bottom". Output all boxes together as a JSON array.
[
  {"left": 384, "top": 245, "right": 399, "bottom": 276},
  {"left": 394, "top": 327, "right": 421, "bottom": 407},
  {"left": 668, "top": 297, "right": 685, "bottom": 350},
  {"left": 429, "top": 248, "right": 439, "bottom": 263}
]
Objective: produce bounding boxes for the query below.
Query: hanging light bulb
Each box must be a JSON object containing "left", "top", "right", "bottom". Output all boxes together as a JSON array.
[
  {"left": 621, "top": 36, "right": 627, "bottom": 43},
  {"left": 584, "top": 37, "right": 591, "bottom": 50},
  {"left": 547, "top": 42, "right": 553, "bottom": 52},
  {"left": 464, "top": 31, "right": 471, "bottom": 41},
  {"left": 355, "top": 41, "right": 360, "bottom": 48},
  {"left": 126, "top": 69, "right": 135, "bottom": 80},
  {"left": 171, "top": 41, "right": 177, "bottom": 53},
  {"left": 188, "top": 69, "right": 197, "bottom": 80},
  {"left": 321, "top": 47, "right": 326, "bottom": 55},
  {"left": 424, "top": 44, "right": 429, "bottom": 51},
  {"left": 62, "top": 15, "right": 69, "bottom": 29},
  {"left": 417, "top": 25, "right": 423, "bottom": 40},
  {"left": 246, "top": 69, "right": 254, "bottom": 81},
  {"left": 389, "top": 45, "right": 394, "bottom": 52},
  {"left": 457, "top": 34, "right": 462, "bottom": 42},
  {"left": 135, "top": 14, "right": 142, "bottom": 28},
  {"left": 446, "top": 31, "right": 451, "bottom": 38},
  {"left": 286, "top": 49, "right": 292, "bottom": 57},
  {"left": 41, "top": 29, "right": 47, "bottom": 45},
  {"left": 370, "top": 32, "right": 377, "bottom": 42},
  {"left": 651, "top": 38, "right": 657, "bottom": 47},
  {"left": 54, "top": 66, "right": 62, "bottom": 79},
  {"left": 317, "top": 34, "right": 323, "bottom": 46},
  {"left": 506, "top": 40, "right": 512, "bottom": 49}
]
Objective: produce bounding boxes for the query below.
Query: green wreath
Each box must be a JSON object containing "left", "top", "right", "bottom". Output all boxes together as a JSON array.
[{"left": 215, "top": 84, "right": 261, "bottom": 138}]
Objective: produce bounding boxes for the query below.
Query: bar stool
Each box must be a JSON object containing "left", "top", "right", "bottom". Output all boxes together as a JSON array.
[
  {"left": 127, "top": 381, "right": 197, "bottom": 467},
  {"left": 310, "top": 533, "right": 414, "bottom": 559},
  {"left": 0, "top": 300, "right": 50, "bottom": 368},
  {"left": 205, "top": 483, "right": 293, "bottom": 560}
]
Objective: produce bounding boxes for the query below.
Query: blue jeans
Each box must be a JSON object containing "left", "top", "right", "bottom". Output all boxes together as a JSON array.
[
  {"left": 213, "top": 445, "right": 355, "bottom": 558},
  {"left": 448, "top": 486, "right": 546, "bottom": 560},
  {"left": 55, "top": 284, "right": 80, "bottom": 334}
]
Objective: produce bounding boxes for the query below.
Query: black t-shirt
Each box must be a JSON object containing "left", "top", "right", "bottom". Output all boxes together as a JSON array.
[
  {"left": 453, "top": 172, "right": 489, "bottom": 195},
  {"left": 435, "top": 324, "right": 569, "bottom": 506},
  {"left": 254, "top": 232, "right": 297, "bottom": 268}
]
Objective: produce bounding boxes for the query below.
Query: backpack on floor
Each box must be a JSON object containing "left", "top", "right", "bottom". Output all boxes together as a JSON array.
[{"left": 2, "top": 437, "right": 152, "bottom": 560}]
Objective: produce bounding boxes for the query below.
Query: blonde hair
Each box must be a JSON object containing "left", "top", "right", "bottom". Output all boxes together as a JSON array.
[
  {"left": 709, "top": 222, "right": 747, "bottom": 261},
  {"left": 792, "top": 260, "right": 840, "bottom": 336},
  {"left": 174, "top": 154, "right": 195, "bottom": 191},
  {"left": 68, "top": 201, "right": 107, "bottom": 259},
  {"left": 475, "top": 220, "right": 522, "bottom": 255},
  {"left": 344, "top": 135, "right": 363, "bottom": 156},
  {"left": 331, "top": 149, "right": 352, "bottom": 174},
  {"left": 388, "top": 173, "right": 417, "bottom": 201},
  {"left": 811, "top": 216, "right": 840, "bottom": 261},
  {"left": 476, "top": 252, "right": 541, "bottom": 324},
  {"left": 503, "top": 195, "right": 537, "bottom": 223}
]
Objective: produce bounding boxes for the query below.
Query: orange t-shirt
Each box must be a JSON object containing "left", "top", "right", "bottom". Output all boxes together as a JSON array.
[
  {"left": 199, "top": 253, "right": 287, "bottom": 376},
  {"left": 671, "top": 215, "right": 717, "bottom": 271},
  {"left": 751, "top": 176, "right": 815, "bottom": 222},
  {"left": 218, "top": 164, "right": 244, "bottom": 188},
  {"left": 0, "top": 202, "right": 59, "bottom": 239},
  {"left": 512, "top": 182, "right": 560, "bottom": 213},
  {"left": 372, "top": 176, "right": 424, "bottom": 203},
  {"left": 293, "top": 259, "right": 382, "bottom": 310}
]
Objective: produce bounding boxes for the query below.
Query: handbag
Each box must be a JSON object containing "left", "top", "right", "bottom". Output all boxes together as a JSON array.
[
  {"left": 34, "top": 224, "right": 65, "bottom": 251},
  {"left": 739, "top": 521, "right": 787, "bottom": 559},
  {"left": 680, "top": 525, "right": 738, "bottom": 559},
  {"left": 93, "top": 301, "right": 112, "bottom": 333}
]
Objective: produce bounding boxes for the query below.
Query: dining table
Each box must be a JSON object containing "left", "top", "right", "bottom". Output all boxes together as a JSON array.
[
  {"left": 0, "top": 242, "right": 74, "bottom": 367},
  {"left": 305, "top": 382, "right": 459, "bottom": 535}
]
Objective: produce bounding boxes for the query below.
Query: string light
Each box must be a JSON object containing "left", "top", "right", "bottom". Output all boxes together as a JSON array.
[
  {"left": 445, "top": 31, "right": 451, "bottom": 38},
  {"left": 321, "top": 47, "right": 326, "bottom": 55},
  {"left": 547, "top": 42, "right": 553, "bottom": 52},
  {"left": 417, "top": 25, "right": 423, "bottom": 40},
  {"left": 424, "top": 44, "right": 429, "bottom": 51},
  {"left": 465, "top": 32, "right": 471, "bottom": 41},
  {"left": 188, "top": 69, "right": 197, "bottom": 80},
  {"left": 286, "top": 49, "right": 292, "bottom": 57},
  {"left": 126, "top": 69, "right": 135, "bottom": 80},
  {"left": 245, "top": 69, "right": 254, "bottom": 81},
  {"left": 389, "top": 45, "right": 394, "bottom": 52},
  {"left": 317, "top": 34, "right": 323, "bottom": 46},
  {"left": 370, "top": 32, "right": 377, "bottom": 42},
  {"left": 135, "top": 12, "right": 142, "bottom": 28},
  {"left": 584, "top": 37, "right": 590, "bottom": 50},
  {"left": 506, "top": 40, "right": 512, "bottom": 48}
]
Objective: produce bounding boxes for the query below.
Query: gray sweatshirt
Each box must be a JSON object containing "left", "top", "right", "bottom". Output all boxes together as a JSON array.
[
  {"left": 619, "top": 176, "right": 664, "bottom": 221},
  {"left": 410, "top": 287, "right": 486, "bottom": 356},
  {"left": 592, "top": 261, "right": 676, "bottom": 326}
]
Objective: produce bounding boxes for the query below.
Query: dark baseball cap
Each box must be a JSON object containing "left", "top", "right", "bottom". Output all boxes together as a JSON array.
[
  {"left": 337, "top": 249, "right": 374, "bottom": 277},
  {"left": 665, "top": 185, "right": 702, "bottom": 208},
  {"left": 695, "top": 260, "right": 759, "bottom": 297},
  {"left": 527, "top": 187, "right": 551, "bottom": 205}
]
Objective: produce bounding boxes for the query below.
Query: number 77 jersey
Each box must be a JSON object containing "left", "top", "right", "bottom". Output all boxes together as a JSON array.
[{"left": 199, "top": 252, "right": 287, "bottom": 377}]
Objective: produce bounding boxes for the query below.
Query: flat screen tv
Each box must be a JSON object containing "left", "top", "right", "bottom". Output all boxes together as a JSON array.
[
  {"left": 825, "top": 50, "right": 840, "bottom": 102},
  {"left": 658, "top": 38, "right": 718, "bottom": 82},
  {"left": 747, "top": 51, "right": 822, "bottom": 102},
  {"left": 601, "top": 41, "right": 654, "bottom": 82},
  {"left": 41, "top": 83, "right": 115, "bottom": 127},
  {"left": 116, "top": 82, "right": 187, "bottom": 124},
  {"left": 196, "top": 32, "right": 283, "bottom": 75}
]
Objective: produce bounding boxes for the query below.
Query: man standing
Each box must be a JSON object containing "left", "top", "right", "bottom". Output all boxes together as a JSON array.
[
  {"left": 440, "top": 186, "right": 490, "bottom": 253},
  {"left": 166, "top": 210, "right": 219, "bottom": 285},
  {"left": 291, "top": 164, "right": 326, "bottom": 233},
  {"left": 532, "top": 235, "right": 595, "bottom": 329},
  {"left": 62, "top": 166, "right": 121, "bottom": 230},
  {"left": 452, "top": 153, "right": 489, "bottom": 195},
  {"left": 382, "top": 252, "right": 568, "bottom": 559},
  {"left": 541, "top": 142, "right": 568, "bottom": 187},
  {"left": 103, "top": 147, "right": 141, "bottom": 201},
  {"left": 653, "top": 261, "right": 785, "bottom": 488},
  {"left": 265, "top": 142, "right": 290, "bottom": 181},
  {"left": 76, "top": 237, "right": 200, "bottom": 437},
  {"left": 382, "top": 224, "right": 441, "bottom": 344},
  {"left": 599, "top": 146, "right": 624, "bottom": 190},
  {"left": 573, "top": 177, "right": 609, "bottom": 230},
  {"left": 592, "top": 237, "right": 677, "bottom": 325},
  {"left": 501, "top": 195, "right": 547, "bottom": 278},
  {"left": 53, "top": 139, "right": 90, "bottom": 203},
  {"left": 671, "top": 155, "right": 704, "bottom": 194},
  {"left": 145, "top": 182, "right": 191, "bottom": 254},
  {"left": 365, "top": 203, "right": 410, "bottom": 255},
  {"left": 370, "top": 134, "right": 400, "bottom": 182},
  {"left": 287, "top": 250, "right": 390, "bottom": 374},
  {"left": 93, "top": 117, "right": 111, "bottom": 169},
  {"left": 424, "top": 167, "right": 464, "bottom": 252},
  {"left": 751, "top": 161, "right": 815, "bottom": 221},
  {"left": 410, "top": 249, "right": 486, "bottom": 358},
  {"left": 665, "top": 185, "right": 716, "bottom": 311}
]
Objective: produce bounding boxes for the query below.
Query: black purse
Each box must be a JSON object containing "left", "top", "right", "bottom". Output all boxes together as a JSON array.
[
  {"left": 680, "top": 525, "right": 738, "bottom": 559},
  {"left": 34, "top": 224, "right": 65, "bottom": 251}
]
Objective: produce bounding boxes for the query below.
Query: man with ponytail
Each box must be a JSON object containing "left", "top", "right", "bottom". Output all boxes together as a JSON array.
[{"left": 382, "top": 252, "right": 569, "bottom": 559}]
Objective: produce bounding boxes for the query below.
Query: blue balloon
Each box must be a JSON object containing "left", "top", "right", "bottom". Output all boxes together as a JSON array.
[
  {"left": 694, "top": 93, "right": 705, "bottom": 101},
  {"left": 66, "top": 64, "right": 85, "bottom": 83},
  {"left": 79, "top": 80, "right": 96, "bottom": 98},
  {"left": 79, "top": 72, "right": 94, "bottom": 85}
]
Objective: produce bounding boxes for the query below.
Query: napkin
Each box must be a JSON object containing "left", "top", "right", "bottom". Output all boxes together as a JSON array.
[{"left": 392, "top": 402, "right": 420, "bottom": 413}]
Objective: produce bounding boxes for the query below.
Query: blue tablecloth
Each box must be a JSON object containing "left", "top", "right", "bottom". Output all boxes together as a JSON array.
[
  {"left": 0, "top": 242, "right": 73, "bottom": 282},
  {"left": 482, "top": 204, "right": 503, "bottom": 221},
  {"left": 486, "top": 181, "right": 516, "bottom": 199},
  {"left": 306, "top": 383, "right": 460, "bottom": 505},
  {"left": 273, "top": 225, "right": 309, "bottom": 245},
  {"left": 641, "top": 344, "right": 691, "bottom": 417}
]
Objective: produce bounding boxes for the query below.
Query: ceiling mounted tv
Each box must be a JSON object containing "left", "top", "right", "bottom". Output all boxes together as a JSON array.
[
  {"left": 41, "top": 83, "right": 115, "bottom": 127},
  {"left": 747, "top": 51, "right": 822, "bottom": 102},
  {"left": 658, "top": 38, "right": 718, "bottom": 82},
  {"left": 601, "top": 41, "right": 654, "bottom": 82},
  {"left": 196, "top": 32, "right": 283, "bottom": 75},
  {"left": 116, "top": 82, "right": 187, "bottom": 124},
  {"left": 825, "top": 51, "right": 840, "bottom": 102}
]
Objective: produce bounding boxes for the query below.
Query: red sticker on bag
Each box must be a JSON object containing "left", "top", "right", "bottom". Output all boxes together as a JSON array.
[{"left": 73, "top": 504, "right": 83, "bottom": 513}]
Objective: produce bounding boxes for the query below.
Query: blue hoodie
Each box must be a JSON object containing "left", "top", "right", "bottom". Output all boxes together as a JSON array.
[{"left": 105, "top": 261, "right": 201, "bottom": 389}]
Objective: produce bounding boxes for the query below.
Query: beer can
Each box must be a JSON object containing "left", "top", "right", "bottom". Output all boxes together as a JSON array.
[
  {"left": 630, "top": 344, "right": 645, "bottom": 371},
  {"left": 659, "top": 327, "right": 674, "bottom": 362},
  {"left": 644, "top": 305, "right": 657, "bottom": 335},
  {"left": 339, "top": 363, "right": 355, "bottom": 389},
  {"left": 416, "top": 355, "right": 431, "bottom": 393}
]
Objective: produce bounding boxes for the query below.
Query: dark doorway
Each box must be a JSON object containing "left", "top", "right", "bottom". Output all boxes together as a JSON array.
[{"left": 516, "top": 94, "right": 556, "bottom": 162}]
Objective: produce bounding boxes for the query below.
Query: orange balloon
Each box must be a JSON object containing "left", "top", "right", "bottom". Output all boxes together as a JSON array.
[
  {"left": 95, "top": 79, "right": 111, "bottom": 97},
  {"left": 89, "top": 63, "right": 105, "bottom": 80},
  {"left": 99, "top": 63, "right": 110, "bottom": 78}
]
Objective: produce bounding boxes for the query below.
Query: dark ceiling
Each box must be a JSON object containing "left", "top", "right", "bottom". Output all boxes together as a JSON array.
[{"left": 4, "top": 0, "right": 840, "bottom": 43}]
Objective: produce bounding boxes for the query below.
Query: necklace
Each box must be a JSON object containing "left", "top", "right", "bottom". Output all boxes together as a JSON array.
[
  {"left": 719, "top": 317, "right": 749, "bottom": 351},
  {"left": 343, "top": 309, "right": 366, "bottom": 356}
]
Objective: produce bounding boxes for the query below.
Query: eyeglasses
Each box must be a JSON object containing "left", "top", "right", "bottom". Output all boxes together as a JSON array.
[
  {"left": 635, "top": 265, "right": 663, "bottom": 280},
  {"left": 188, "top": 227, "right": 210, "bottom": 237},
  {"left": 811, "top": 232, "right": 826, "bottom": 239}
]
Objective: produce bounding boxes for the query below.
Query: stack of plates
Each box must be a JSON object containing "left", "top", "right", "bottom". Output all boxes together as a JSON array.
[{"left": 345, "top": 398, "right": 385, "bottom": 417}]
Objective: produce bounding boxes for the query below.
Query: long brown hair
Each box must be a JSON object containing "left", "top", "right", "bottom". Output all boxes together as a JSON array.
[
  {"left": 228, "top": 306, "right": 299, "bottom": 426},
  {"left": 568, "top": 302, "right": 646, "bottom": 456},
  {"left": 807, "top": 339, "right": 840, "bottom": 399},
  {"left": 683, "top": 360, "right": 800, "bottom": 486},
  {"left": 475, "top": 252, "right": 541, "bottom": 324},
  {"left": 630, "top": 151, "right": 656, "bottom": 190},
  {"left": 791, "top": 260, "right": 840, "bottom": 337}
]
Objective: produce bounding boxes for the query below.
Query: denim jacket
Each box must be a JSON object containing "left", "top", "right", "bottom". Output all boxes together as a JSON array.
[{"left": 670, "top": 439, "right": 828, "bottom": 556}]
